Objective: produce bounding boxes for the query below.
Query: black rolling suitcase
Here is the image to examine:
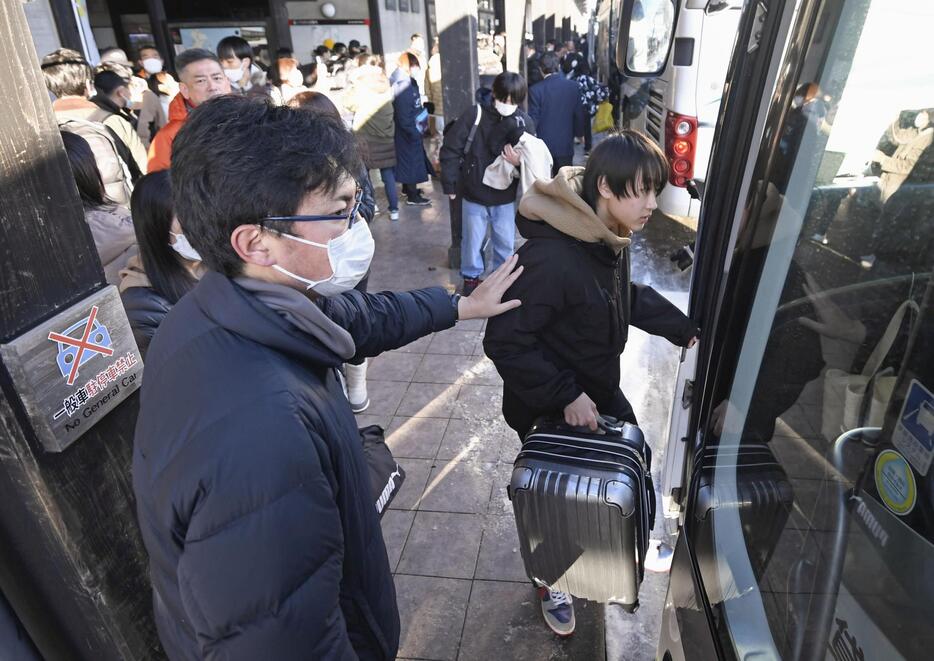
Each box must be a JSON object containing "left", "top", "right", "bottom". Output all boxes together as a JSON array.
[
  {"left": 507, "top": 416, "right": 655, "bottom": 611},
  {"left": 692, "top": 443, "right": 794, "bottom": 599}
]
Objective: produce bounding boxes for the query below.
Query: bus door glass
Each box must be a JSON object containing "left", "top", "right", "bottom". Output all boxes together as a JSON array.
[{"left": 687, "top": 0, "right": 934, "bottom": 658}]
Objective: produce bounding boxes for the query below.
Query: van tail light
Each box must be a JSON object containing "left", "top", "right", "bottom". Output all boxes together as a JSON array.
[{"left": 665, "top": 112, "right": 698, "bottom": 187}]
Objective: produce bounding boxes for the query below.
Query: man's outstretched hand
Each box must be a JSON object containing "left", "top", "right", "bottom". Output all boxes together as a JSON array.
[{"left": 458, "top": 255, "right": 523, "bottom": 320}]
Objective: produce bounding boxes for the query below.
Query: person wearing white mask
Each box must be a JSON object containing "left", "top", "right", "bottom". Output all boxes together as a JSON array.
[
  {"left": 136, "top": 44, "right": 179, "bottom": 121},
  {"left": 440, "top": 71, "right": 536, "bottom": 294},
  {"left": 119, "top": 171, "right": 203, "bottom": 358},
  {"left": 131, "top": 95, "right": 523, "bottom": 661},
  {"left": 99, "top": 48, "right": 166, "bottom": 147},
  {"left": 217, "top": 35, "right": 271, "bottom": 99},
  {"left": 270, "top": 56, "right": 308, "bottom": 105}
]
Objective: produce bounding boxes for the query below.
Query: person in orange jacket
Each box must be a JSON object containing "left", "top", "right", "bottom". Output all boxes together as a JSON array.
[{"left": 147, "top": 48, "right": 230, "bottom": 172}]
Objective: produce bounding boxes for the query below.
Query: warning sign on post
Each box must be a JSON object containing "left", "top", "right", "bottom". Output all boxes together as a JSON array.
[{"left": 0, "top": 286, "right": 143, "bottom": 452}]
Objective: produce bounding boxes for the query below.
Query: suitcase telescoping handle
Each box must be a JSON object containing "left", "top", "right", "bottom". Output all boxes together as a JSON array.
[
  {"left": 570, "top": 414, "right": 625, "bottom": 435},
  {"left": 597, "top": 415, "right": 625, "bottom": 434}
]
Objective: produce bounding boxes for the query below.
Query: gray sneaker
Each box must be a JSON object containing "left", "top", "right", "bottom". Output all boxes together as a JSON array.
[{"left": 537, "top": 586, "right": 575, "bottom": 637}]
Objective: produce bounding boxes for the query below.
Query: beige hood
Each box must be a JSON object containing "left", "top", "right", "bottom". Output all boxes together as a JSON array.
[
  {"left": 518, "top": 166, "right": 631, "bottom": 253},
  {"left": 118, "top": 255, "right": 151, "bottom": 292}
]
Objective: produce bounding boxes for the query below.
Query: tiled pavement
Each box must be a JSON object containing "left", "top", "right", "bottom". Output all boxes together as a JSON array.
[
  {"left": 360, "top": 176, "right": 607, "bottom": 660},
  {"left": 360, "top": 141, "right": 692, "bottom": 660},
  {"left": 360, "top": 324, "right": 608, "bottom": 660}
]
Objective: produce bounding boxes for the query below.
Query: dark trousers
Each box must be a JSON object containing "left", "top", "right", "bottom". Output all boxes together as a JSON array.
[
  {"left": 583, "top": 118, "right": 593, "bottom": 151},
  {"left": 552, "top": 154, "right": 574, "bottom": 176},
  {"left": 402, "top": 183, "right": 421, "bottom": 197}
]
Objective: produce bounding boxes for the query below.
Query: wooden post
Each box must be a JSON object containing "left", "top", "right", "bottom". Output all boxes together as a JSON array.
[
  {"left": 503, "top": 0, "right": 528, "bottom": 73},
  {"left": 528, "top": 0, "right": 547, "bottom": 50},
  {"left": 267, "top": 0, "right": 293, "bottom": 59},
  {"left": 144, "top": 0, "right": 173, "bottom": 72},
  {"left": 47, "top": 0, "right": 83, "bottom": 54},
  {"left": 545, "top": 0, "right": 557, "bottom": 45},
  {"left": 366, "top": 0, "right": 385, "bottom": 58},
  {"left": 436, "top": 1, "right": 479, "bottom": 272},
  {"left": 0, "top": 1, "right": 161, "bottom": 658}
]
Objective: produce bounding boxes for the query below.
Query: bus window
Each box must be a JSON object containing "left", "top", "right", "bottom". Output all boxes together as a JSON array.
[
  {"left": 691, "top": 0, "right": 933, "bottom": 657},
  {"left": 622, "top": 0, "right": 677, "bottom": 75}
]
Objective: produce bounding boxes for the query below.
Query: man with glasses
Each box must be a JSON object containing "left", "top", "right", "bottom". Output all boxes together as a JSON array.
[
  {"left": 131, "top": 95, "right": 522, "bottom": 660},
  {"left": 147, "top": 48, "right": 230, "bottom": 172}
]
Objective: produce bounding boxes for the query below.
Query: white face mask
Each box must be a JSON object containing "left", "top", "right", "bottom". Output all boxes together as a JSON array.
[
  {"left": 141, "top": 58, "right": 163, "bottom": 74},
  {"left": 272, "top": 220, "right": 375, "bottom": 296},
  {"left": 495, "top": 100, "right": 518, "bottom": 116},
  {"left": 169, "top": 233, "right": 202, "bottom": 262},
  {"left": 287, "top": 69, "right": 304, "bottom": 87},
  {"left": 224, "top": 67, "right": 244, "bottom": 85}
]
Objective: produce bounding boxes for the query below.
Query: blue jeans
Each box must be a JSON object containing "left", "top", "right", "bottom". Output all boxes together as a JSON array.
[
  {"left": 461, "top": 199, "right": 516, "bottom": 279},
  {"left": 379, "top": 167, "right": 399, "bottom": 211}
]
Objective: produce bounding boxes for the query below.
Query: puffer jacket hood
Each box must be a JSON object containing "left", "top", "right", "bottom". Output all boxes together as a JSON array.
[
  {"left": 518, "top": 166, "right": 631, "bottom": 253},
  {"left": 118, "top": 255, "right": 151, "bottom": 291}
]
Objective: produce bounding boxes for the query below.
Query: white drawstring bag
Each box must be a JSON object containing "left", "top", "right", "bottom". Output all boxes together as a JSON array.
[{"left": 821, "top": 299, "right": 919, "bottom": 442}]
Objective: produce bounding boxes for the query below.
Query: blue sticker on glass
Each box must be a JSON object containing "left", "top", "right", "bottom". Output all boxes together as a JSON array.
[
  {"left": 874, "top": 450, "right": 916, "bottom": 517},
  {"left": 892, "top": 379, "right": 934, "bottom": 476}
]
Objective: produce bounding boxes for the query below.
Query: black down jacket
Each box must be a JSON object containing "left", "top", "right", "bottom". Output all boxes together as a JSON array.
[
  {"left": 120, "top": 286, "right": 171, "bottom": 359},
  {"left": 133, "top": 272, "right": 455, "bottom": 660},
  {"left": 440, "top": 104, "right": 536, "bottom": 207},
  {"left": 484, "top": 217, "right": 698, "bottom": 437}
]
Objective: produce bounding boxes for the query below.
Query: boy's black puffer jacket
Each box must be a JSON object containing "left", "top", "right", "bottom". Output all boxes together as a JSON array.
[{"left": 483, "top": 168, "right": 698, "bottom": 436}]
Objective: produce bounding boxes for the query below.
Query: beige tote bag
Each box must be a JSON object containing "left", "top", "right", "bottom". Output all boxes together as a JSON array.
[{"left": 821, "top": 299, "right": 919, "bottom": 442}]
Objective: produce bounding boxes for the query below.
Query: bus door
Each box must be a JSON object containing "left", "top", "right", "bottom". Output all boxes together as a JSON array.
[{"left": 657, "top": 0, "right": 934, "bottom": 658}]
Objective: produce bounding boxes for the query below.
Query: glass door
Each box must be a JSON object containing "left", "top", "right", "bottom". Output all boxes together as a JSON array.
[{"left": 682, "top": 0, "right": 934, "bottom": 658}]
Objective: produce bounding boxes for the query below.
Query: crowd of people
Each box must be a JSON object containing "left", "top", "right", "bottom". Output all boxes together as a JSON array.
[{"left": 38, "top": 30, "right": 695, "bottom": 659}]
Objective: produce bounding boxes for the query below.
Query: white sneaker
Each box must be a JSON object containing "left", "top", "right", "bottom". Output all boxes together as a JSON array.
[
  {"left": 537, "top": 586, "right": 575, "bottom": 637},
  {"left": 389, "top": 209, "right": 399, "bottom": 221},
  {"left": 345, "top": 360, "right": 369, "bottom": 413}
]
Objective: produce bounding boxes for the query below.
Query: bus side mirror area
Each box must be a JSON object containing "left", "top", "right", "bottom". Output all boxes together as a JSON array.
[{"left": 616, "top": 0, "right": 680, "bottom": 77}]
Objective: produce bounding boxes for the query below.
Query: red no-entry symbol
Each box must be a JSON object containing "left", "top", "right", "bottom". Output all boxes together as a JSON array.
[{"left": 47, "top": 306, "right": 114, "bottom": 385}]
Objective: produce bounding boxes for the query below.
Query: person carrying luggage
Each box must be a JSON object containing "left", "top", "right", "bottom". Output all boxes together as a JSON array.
[{"left": 483, "top": 131, "right": 699, "bottom": 635}]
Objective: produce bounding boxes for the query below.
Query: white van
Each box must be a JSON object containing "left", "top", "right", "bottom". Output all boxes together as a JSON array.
[{"left": 596, "top": 0, "right": 742, "bottom": 220}]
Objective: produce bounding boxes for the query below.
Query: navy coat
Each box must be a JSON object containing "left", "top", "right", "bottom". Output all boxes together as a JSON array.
[
  {"left": 133, "top": 272, "right": 455, "bottom": 660},
  {"left": 390, "top": 68, "right": 431, "bottom": 184},
  {"left": 529, "top": 74, "right": 586, "bottom": 160}
]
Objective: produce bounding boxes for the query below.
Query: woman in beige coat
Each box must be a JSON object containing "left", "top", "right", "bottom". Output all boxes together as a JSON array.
[{"left": 344, "top": 57, "right": 400, "bottom": 219}]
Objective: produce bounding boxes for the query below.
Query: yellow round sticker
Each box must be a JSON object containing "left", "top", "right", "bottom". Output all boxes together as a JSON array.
[{"left": 874, "top": 449, "right": 917, "bottom": 516}]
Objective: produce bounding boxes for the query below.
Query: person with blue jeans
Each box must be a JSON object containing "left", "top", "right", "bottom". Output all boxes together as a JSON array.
[
  {"left": 379, "top": 166, "right": 399, "bottom": 218},
  {"left": 440, "top": 72, "right": 536, "bottom": 293}
]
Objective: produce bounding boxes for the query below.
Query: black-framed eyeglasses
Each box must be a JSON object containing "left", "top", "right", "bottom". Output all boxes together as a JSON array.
[{"left": 260, "top": 186, "right": 363, "bottom": 229}]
